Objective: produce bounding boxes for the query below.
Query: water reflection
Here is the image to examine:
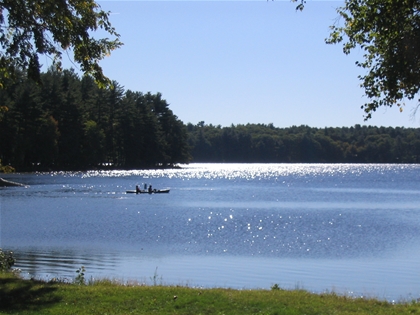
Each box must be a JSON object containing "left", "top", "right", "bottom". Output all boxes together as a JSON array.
[{"left": 13, "top": 247, "right": 420, "bottom": 301}]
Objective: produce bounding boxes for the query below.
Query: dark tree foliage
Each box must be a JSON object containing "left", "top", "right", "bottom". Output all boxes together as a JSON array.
[
  {"left": 0, "top": 0, "right": 122, "bottom": 88},
  {"left": 0, "top": 68, "right": 191, "bottom": 171},
  {"left": 326, "top": 0, "right": 420, "bottom": 120},
  {"left": 294, "top": 0, "right": 420, "bottom": 120},
  {"left": 1, "top": 67, "right": 419, "bottom": 170},
  {"left": 187, "top": 122, "right": 420, "bottom": 163}
]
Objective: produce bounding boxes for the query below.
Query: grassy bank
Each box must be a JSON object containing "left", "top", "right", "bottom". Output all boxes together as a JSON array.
[{"left": 0, "top": 272, "right": 419, "bottom": 315}]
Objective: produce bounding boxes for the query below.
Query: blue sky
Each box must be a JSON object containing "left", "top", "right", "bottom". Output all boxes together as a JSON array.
[{"left": 72, "top": 1, "right": 420, "bottom": 128}]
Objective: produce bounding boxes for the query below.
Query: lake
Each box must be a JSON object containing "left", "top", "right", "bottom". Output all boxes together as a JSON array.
[{"left": 1, "top": 163, "right": 420, "bottom": 301}]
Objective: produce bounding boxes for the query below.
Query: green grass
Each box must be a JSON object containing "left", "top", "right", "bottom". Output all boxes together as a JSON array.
[{"left": 1, "top": 272, "right": 419, "bottom": 315}]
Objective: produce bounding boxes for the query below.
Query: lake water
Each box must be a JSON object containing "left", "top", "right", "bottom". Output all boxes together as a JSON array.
[{"left": 1, "top": 163, "right": 420, "bottom": 301}]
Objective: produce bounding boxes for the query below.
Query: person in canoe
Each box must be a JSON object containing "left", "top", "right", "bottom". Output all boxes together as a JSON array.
[
  {"left": 136, "top": 185, "right": 141, "bottom": 194},
  {"left": 148, "top": 185, "right": 153, "bottom": 193}
]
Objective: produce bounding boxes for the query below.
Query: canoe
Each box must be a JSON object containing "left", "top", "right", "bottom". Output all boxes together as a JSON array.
[{"left": 126, "top": 189, "right": 170, "bottom": 194}]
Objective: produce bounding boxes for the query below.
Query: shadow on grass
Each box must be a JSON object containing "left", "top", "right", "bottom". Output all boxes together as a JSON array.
[{"left": 0, "top": 275, "right": 61, "bottom": 312}]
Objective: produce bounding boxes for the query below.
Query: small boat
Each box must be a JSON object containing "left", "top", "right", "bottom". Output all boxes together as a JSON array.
[{"left": 126, "top": 189, "right": 170, "bottom": 194}]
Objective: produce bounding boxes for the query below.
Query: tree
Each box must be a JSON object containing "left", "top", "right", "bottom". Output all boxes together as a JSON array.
[
  {"left": 325, "top": 0, "right": 420, "bottom": 120},
  {"left": 0, "top": 106, "right": 7, "bottom": 121},
  {"left": 33, "top": 115, "right": 60, "bottom": 167},
  {"left": 54, "top": 69, "right": 85, "bottom": 168},
  {"left": 82, "top": 120, "right": 106, "bottom": 166},
  {"left": 0, "top": 0, "right": 122, "bottom": 88}
]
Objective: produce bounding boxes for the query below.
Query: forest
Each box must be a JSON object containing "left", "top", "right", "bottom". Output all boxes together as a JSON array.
[
  {"left": 186, "top": 122, "right": 420, "bottom": 163},
  {"left": 1, "top": 69, "right": 420, "bottom": 172},
  {"left": 0, "top": 69, "right": 190, "bottom": 171}
]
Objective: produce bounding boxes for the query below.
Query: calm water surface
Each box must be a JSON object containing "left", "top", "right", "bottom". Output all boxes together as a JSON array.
[{"left": 1, "top": 163, "right": 420, "bottom": 301}]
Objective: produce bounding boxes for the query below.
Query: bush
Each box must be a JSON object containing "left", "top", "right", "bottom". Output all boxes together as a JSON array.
[
  {"left": 0, "top": 249, "right": 15, "bottom": 271},
  {"left": 0, "top": 159, "right": 15, "bottom": 173}
]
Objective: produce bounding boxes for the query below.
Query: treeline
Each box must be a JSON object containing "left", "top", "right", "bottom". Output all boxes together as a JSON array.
[
  {"left": 0, "top": 69, "right": 190, "bottom": 171},
  {"left": 1, "top": 69, "right": 420, "bottom": 171},
  {"left": 186, "top": 122, "right": 420, "bottom": 163}
]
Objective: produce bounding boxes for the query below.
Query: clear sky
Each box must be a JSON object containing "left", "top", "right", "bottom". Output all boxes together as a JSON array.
[{"left": 68, "top": 1, "right": 420, "bottom": 128}]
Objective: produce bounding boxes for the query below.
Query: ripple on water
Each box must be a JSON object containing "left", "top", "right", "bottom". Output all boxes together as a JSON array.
[{"left": 3, "top": 163, "right": 420, "bottom": 301}]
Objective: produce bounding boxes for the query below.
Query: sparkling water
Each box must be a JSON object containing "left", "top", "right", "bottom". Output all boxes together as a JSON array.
[{"left": 1, "top": 163, "right": 420, "bottom": 301}]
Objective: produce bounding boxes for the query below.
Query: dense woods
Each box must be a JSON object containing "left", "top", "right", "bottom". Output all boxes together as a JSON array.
[
  {"left": 1, "top": 69, "right": 420, "bottom": 172},
  {"left": 0, "top": 69, "right": 190, "bottom": 171},
  {"left": 186, "top": 122, "right": 420, "bottom": 164}
]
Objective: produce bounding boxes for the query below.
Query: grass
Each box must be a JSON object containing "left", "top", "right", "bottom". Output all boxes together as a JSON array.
[{"left": 1, "top": 272, "right": 420, "bottom": 315}]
